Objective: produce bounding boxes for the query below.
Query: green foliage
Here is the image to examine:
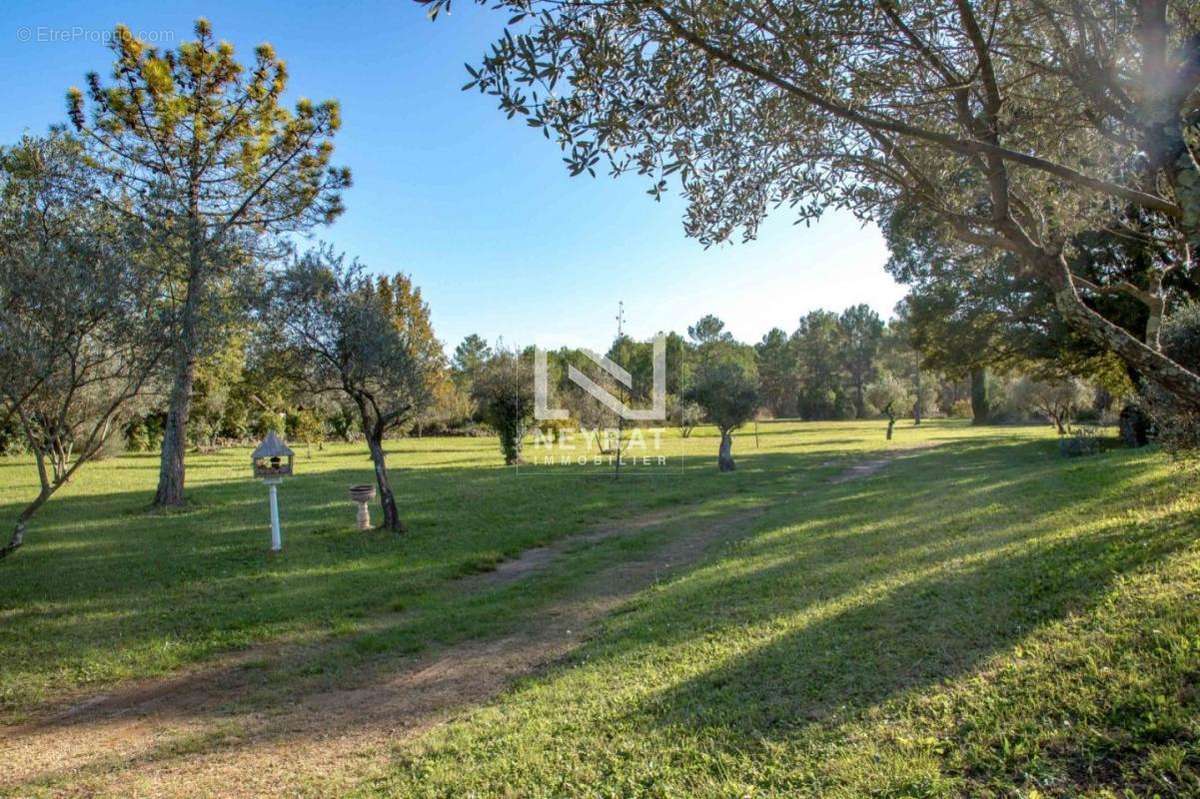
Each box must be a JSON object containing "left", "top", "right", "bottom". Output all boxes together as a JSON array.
[
  {"left": 447, "top": 0, "right": 1200, "bottom": 411},
  {"left": 188, "top": 334, "right": 249, "bottom": 448},
  {"left": 256, "top": 410, "right": 286, "bottom": 437},
  {"left": 271, "top": 247, "right": 444, "bottom": 441},
  {"left": 685, "top": 344, "right": 759, "bottom": 434},
  {"left": 663, "top": 331, "right": 689, "bottom": 396},
  {"left": 867, "top": 372, "right": 914, "bottom": 438},
  {"left": 867, "top": 373, "right": 913, "bottom": 416},
  {"left": 0, "top": 131, "right": 168, "bottom": 555},
  {"left": 840, "top": 304, "right": 885, "bottom": 417},
  {"left": 471, "top": 349, "right": 534, "bottom": 464},
  {"left": 69, "top": 20, "right": 349, "bottom": 235},
  {"left": 792, "top": 310, "right": 849, "bottom": 420},
  {"left": 754, "top": 328, "right": 797, "bottom": 418},
  {"left": 885, "top": 202, "right": 1148, "bottom": 386},
  {"left": 686, "top": 314, "right": 732, "bottom": 346},
  {"left": 667, "top": 395, "right": 704, "bottom": 438},
  {"left": 1145, "top": 305, "right": 1200, "bottom": 462},
  {"left": 122, "top": 415, "right": 163, "bottom": 453},
  {"left": 287, "top": 408, "right": 325, "bottom": 451},
  {"left": 1161, "top": 303, "right": 1200, "bottom": 370},
  {"left": 415, "top": 374, "right": 476, "bottom": 435},
  {"left": 268, "top": 247, "right": 443, "bottom": 532},
  {"left": 949, "top": 398, "right": 974, "bottom": 419},
  {"left": 451, "top": 334, "right": 492, "bottom": 388},
  {"left": 70, "top": 18, "right": 351, "bottom": 505},
  {"left": 326, "top": 405, "right": 358, "bottom": 443},
  {"left": 1011, "top": 375, "right": 1094, "bottom": 434}
]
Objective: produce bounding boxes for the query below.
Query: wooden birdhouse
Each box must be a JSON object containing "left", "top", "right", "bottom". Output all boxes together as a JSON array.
[
  {"left": 252, "top": 431, "right": 294, "bottom": 552},
  {"left": 252, "top": 431, "right": 294, "bottom": 479}
]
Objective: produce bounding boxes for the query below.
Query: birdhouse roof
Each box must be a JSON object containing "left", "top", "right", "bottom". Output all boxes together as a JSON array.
[{"left": 252, "top": 431, "right": 294, "bottom": 459}]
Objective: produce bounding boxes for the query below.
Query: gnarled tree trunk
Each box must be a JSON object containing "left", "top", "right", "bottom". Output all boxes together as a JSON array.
[
  {"left": 0, "top": 491, "right": 48, "bottom": 560},
  {"left": 1046, "top": 255, "right": 1200, "bottom": 409},
  {"left": 367, "top": 436, "right": 404, "bottom": 533},
  {"left": 2, "top": 439, "right": 89, "bottom": 561},
  {"left": 717, "top": 430, "right": 735, "bottom": 472}
]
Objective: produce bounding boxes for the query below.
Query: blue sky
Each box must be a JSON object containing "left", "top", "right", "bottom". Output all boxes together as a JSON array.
[{"left": 0, "top": 0, "right": 906, "bottom": 352}]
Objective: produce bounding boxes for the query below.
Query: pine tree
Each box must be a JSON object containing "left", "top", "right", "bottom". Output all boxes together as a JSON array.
[{"left": 68, "top": 19, "right": 350, "bottom": 507}]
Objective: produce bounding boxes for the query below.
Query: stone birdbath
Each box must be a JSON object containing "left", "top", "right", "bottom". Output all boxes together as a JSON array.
[{"left": 349, "top": 484, "right": 377, "bottom": 530}]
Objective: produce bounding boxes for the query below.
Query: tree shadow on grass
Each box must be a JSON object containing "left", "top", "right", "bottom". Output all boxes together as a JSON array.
[
  {"left": 584, "top": 439, "right": 1188, "bottom": 763},
  {"left": 637, "top": 514, "right": 1187, "bottom": 734}
]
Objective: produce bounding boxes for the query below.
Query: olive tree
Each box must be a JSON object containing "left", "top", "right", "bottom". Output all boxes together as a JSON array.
[
  {"left": 270, "top": 247, "right": 443, "bottom": 533},
  {"left": 70, "top": 19, "right": 350, "bottom": 508},
  {"left": 0, "top": 134, "right": 167, "bottom": 560},
  {"left": 866, "top": 373, "right": 915, "bottom": 441},
  {"left": 471, "top": 349, "right": 535, "bottom": 465},
  {"left": 1012, "top": 375, "right": 1094, "bottom": 434},
  {"left": 668, "top": 395, "right": 703, "bottom": 438},
  {"left": 686, "top": 346, "right": 760, "bottom": 471},
  {"left": 432, "top": 0, "right": 1200, "bottom": 410}
]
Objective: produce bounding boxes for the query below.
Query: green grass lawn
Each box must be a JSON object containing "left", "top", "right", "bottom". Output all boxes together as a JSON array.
[
  {"left": 0, "top": 418, "right": 927, "bottom": 718},
  {"left": 2, "top": 420, "right": 1198, "bottom": 797}
]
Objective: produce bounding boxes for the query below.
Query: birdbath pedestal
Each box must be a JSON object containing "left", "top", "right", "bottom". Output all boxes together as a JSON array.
[{"left": 349, "top": 484, "right": 376, "bottom": 530}]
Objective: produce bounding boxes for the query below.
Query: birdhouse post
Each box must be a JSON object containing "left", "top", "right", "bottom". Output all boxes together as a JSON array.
[{"left": 251, "top": 431, "right": 294, "bottom": 552}]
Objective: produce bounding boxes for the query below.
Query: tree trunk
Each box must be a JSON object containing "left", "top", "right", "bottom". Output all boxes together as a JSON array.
[
  {"left": 502, "top": 419, "right": 525, "bottom": 465},
  {"left": 1045, "top": 255, "right": 1200, "bottom": 409},
  {"left": 913, "top": 362, "right": 923, "bottom": 425},
  {"left": 970, "top": 367, "right": 990, "bottom": 425},
  {"left": 0, "top": 520, "right": 26, "bottom": 560},
  {"left": 368, "top": 436, "right": 404, "bottom": 533},
  {"left": 886, "top": 415, "right": 896, "bottom": 440},
  {"left": 717, "top": 431, "right": 735, "bottom": 472},
  {"left": 154, "top": 236, "right": 205, "bottom": 508},
  {"left": 0, "top": 487, "right": 52, "bottom": 561},
  {"left": 614, "top": 417, "right": 623, "bottom": 479},
  {"left": 153, "top": 357, "right": 195, "bottom": 507}
]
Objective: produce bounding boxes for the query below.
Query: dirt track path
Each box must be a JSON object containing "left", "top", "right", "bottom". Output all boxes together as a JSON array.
[
  {"left": 1, "top": 448, "right": 926, "bottom": 797},
  {"left": 2, "top": 506, "right": 766, "bottom": 797}
]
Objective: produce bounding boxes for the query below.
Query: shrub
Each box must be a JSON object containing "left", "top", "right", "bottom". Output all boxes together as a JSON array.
[
  {"left": 1011, "top": 375, "right": 1093, "bottom": 434},
  {"left": 1059, "top": 426, "right": 1100, "bottom": 458},
  {"left": 949, "top": 398, "right": 974, "bottom": 419}
]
